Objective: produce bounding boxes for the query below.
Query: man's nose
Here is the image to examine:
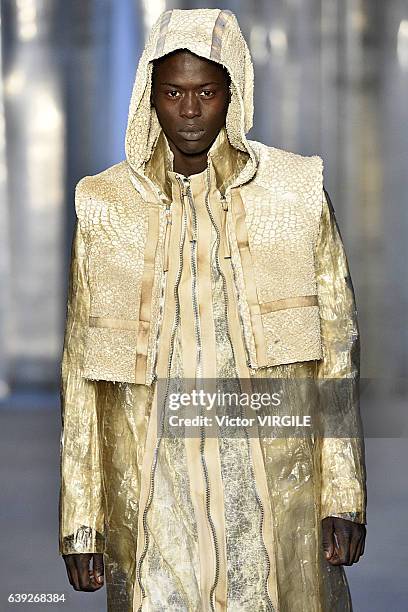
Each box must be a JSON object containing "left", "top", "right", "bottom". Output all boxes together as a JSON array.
[{"left": 179, "top": 92, "right": 201, "bottom": 118}]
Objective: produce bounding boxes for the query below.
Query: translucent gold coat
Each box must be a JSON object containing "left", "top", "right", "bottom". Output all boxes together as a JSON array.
[{"left": 59, "top": 8, "right": 366, "bottom": 612}]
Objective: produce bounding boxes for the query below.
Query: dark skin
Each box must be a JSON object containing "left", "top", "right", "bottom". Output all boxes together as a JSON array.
[
  {"left": 63, "top": 551, "right": 104, "bottom": 592},
  {"left": 62, "top": 49, "right": 366, "bottom": 592},
  {"left": 151, "top": 49, "right": 231, "bottom": 176}
]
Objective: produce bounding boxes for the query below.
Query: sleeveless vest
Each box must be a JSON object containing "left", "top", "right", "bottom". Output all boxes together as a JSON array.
[{"left": 75, "top": 140, "right": 324, "bottom": 385}]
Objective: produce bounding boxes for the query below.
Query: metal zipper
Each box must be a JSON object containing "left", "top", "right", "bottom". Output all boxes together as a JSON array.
[
  {"left": 136, "top": 169, "right": 275, "bottom": 611},
  {"left": 221, "top": 192, "right": 251, "bottom": 368},
  {"left": 220, "top": 194, "right": 231, "bottom": 259},
  {"left": 135, "top": 193, "right": 188, "bottom": 612},
  {"left": 177, "top": 175, "right": 202, "bottom": 378},
  {"left": 222, "top": 191, "right": 259, "bottom": 371},
  {"left": 163, "top": 202, "right": 172, "bottom": 272},
  {"left": 225, "top": 232, "right": 254, "bottom": 370},
  {"left": 204, "top": 168, "right": 275, "bottom": 611},
  {"left": 177, "top": 173, "right": 220, "bottom": 612}
]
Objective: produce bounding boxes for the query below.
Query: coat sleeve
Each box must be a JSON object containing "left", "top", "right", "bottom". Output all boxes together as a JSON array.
[
  {"left": 315, "top": 187, "right": 367, "bottom": 525},
  {"left": 59, "top": 183, "right": 105, "bottom": 554}
]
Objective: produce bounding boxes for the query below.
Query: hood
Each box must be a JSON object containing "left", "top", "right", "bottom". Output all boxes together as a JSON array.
[{"left": 125, "top": 8, "right": 259, "bottom": 199}]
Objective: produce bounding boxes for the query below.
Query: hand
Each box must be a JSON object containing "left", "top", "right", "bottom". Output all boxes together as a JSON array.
[
  {"left": 322, "top": 516, "right": 366, "bottom": 566},
  {"left": 62, "top": 553, "right": 104, "bottom": 591}
]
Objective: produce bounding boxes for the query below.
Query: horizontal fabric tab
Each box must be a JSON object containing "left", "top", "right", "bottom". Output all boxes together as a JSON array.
[
  {"left": 259, "top": 295, "right": 318, "bottom": 315},
  {"left": 89, "top": 316, "right": 139, "bottom": 331}
]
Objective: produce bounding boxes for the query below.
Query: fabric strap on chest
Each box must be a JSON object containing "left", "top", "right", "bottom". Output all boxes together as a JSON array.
[
  {"left": 230, "top": 189, "right": 268, "bottom": 366},
  {"left": 135, "top": 205, "right": 161, "bottom": 384}
]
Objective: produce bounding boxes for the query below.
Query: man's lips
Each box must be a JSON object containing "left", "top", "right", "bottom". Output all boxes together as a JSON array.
[{"left": 178, "top": 127, "right": 205, "bottom": 141}]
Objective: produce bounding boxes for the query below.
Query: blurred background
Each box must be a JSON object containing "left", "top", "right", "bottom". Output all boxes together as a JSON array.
[{"left": 0, "top": 0, "right": 407, "bottom": 610}]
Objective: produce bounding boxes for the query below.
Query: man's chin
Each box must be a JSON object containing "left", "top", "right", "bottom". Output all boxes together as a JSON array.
[{"left": 176, "top": 139, "right": 210, "bottom": 156}]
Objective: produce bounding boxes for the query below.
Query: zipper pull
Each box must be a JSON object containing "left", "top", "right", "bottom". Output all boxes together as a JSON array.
[
  {"left": 163, "top": 204, "right": 172, "bottom": 272},
  {"left": 221, "top": 195, "right": 231, "bottom": 259},
  {"left": 180, "top": 177, "right": 197, "bottom": 243},
  {"left": 180, "top": 175, "right": 190, "bottom": 197}
]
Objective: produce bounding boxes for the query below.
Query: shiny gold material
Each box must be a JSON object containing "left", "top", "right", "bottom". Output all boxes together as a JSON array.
[{"left": 59, "top": 8, "right": 366, "bottom": 612}]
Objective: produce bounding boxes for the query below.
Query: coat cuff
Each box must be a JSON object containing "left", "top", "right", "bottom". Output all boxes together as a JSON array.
[
  {"left": 323, "top": 511, "right": 366, "bottom": 525},
  {"left": 60, "top": 525, "right": 105, "bottom": 555}
]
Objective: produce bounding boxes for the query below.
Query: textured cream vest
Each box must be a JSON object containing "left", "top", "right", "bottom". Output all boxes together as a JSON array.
[{"left": 75, "top": 139, "right": 324, "bottom": 385}]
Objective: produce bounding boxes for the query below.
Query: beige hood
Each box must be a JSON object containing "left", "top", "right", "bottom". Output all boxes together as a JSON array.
[{"left": 125, "top": 8, "right": 259, "bottom": 194}]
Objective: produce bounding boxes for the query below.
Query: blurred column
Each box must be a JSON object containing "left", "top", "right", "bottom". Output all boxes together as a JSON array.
[
  {"left": 320, "top": 0, "right": 388, "bottom": 379},
  {"left": 235, "top": 0, "right": 322, "bottom": 154},
  {"left": 1, "top": 0, "right": 64, "bottom": 388},
  {"left": 382, "top": 0, "right": 408, "bottom": 390},
  {"left": 0, "top": 13, "right": 10, "bottom": 399}
]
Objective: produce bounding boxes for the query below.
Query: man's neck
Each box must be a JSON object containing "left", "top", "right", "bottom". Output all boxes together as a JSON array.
[{"left": 170, "top": 144, "right": 209, "bottom": 177}]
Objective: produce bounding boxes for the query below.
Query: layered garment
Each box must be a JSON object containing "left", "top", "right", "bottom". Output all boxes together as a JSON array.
[{"left": 59, "top": 8, "right": 366, "bottom": 612}]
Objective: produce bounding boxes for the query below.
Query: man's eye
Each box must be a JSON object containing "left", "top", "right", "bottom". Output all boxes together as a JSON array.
[
  {"left": 200, "top": 90, "right": 214, "bottom": 97},
  {"left": 167, "top": 90, "right": 180, "bottom": 98}
]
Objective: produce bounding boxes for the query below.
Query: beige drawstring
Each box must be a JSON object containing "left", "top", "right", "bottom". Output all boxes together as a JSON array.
[{"left": 221, "top": 196, "right": 231, "bottom": 259}]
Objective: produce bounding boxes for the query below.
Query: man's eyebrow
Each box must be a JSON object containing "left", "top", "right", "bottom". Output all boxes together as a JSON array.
[{"left": 159, "top": 81, "right": 222, "bottom": 87}]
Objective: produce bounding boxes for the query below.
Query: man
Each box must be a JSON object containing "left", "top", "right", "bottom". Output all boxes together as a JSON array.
[{"left": 59, "top": 8, "right": 366, "bottom": 612}]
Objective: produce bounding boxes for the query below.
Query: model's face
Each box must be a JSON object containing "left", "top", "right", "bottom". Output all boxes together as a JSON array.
[{"left": 151, "top": 50, "right": 230, "bottom": 157}]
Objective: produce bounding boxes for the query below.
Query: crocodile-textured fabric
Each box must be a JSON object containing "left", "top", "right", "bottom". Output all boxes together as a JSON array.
[{"left": 59, "top": 8, "right": 366, "bottom": 612}]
